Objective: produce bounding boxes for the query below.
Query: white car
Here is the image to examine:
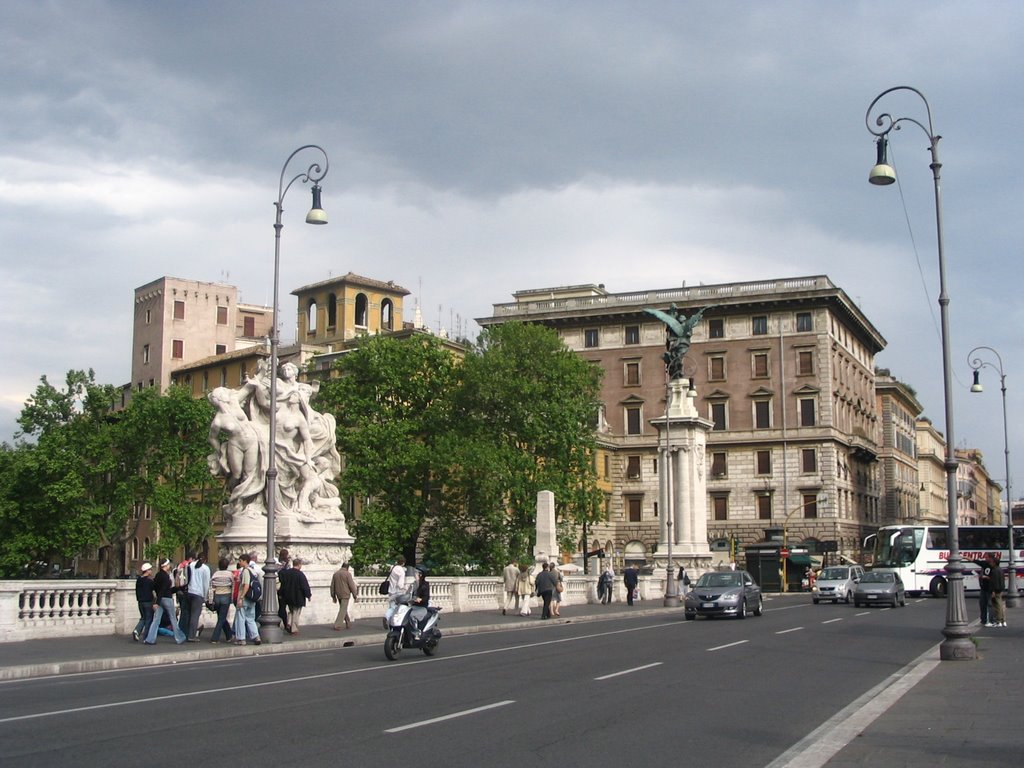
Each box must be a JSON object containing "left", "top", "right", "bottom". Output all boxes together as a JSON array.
[{"left": 812, "top": 565, "right": 865, "bottom": 604}]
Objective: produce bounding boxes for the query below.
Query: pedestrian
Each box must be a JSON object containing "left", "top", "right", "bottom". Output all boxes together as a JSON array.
[
  {"left": 677, "top": 564, "right": 689, "bottom": 596},
  {"left": 145, "top": 559, "right": 186, "bottom": 645},
  {"left": 551, "top": 563, "right": 563, "bottom": 617},
  {"left": 624, "top": 562, "right": 639, "bottom": 606},
  {"left": 988, "top": 554, "right": 1006, "bottom": 627},
  {"left": 599, "top": 566, "right": 614, "bottom": 604},
  {"left": 384, "top": 555, "right": 408, "bottom": 627},
  {"left": 232, "top": 554, "right": 261, "bottom": 645},
  {"left": 330, "top": 561, "right": 359, "bottom": 630},
  {"left": 172, "top": 554, "right": 194, "bottom": 636},
  {"left": 502, "top": 559, "right": 520, "bottom": 615},
  {"left": 534, "top": 562, "right": 558, "bottom": 619},
  {"left": 132, "top": 562, "right": 155, "bottom": 641},
  {"left": 280, "top": 558, "right": 312, "bottom": 634},
  {"left": 208, "top": 556, "right": 235, "bottom": 644},
  {"left": 247, "top": 551, "right": 262, "bottom": 621},
  {"left": 276, "top": 548, "right": 292, "bottom": 631},
  {"left": 516, "top": 563, "right": 534, "bottom": 616},
  {"left": 976, "top": 557, "right": 994, "bottom": 627},
  {"left": 185, "top": 553, "right": 210, "bottom": 641}
]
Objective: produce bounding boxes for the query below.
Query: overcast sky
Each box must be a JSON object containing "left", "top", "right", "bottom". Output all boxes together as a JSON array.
[{"left": 2, "top": 1, "right": 1021, "bottom": 500}]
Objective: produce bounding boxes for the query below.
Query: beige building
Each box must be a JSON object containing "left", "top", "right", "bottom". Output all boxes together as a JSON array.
[
  {"left": 955, "top": 448, "right": 1001, "bottom": 526},
  {"left": 480, "top": 275, "right": 886, "bottom": 569},
  {"left": 915, "top": 417, "right": 949, "bottom": 526},
  {"left": 131, "top": 276, "right": 271, "bottom": 393},
  {"left": 293, "top": 272, "right": 410, "bottom": 345},
  {"left": 875, "top": 370, "right": 923, "bottom": 525}
]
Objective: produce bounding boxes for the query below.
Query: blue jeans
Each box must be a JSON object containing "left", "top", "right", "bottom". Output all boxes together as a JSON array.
[
  {"left": 211, "top": 594, "right": 234, "bottom": 642},
  {"left": 133, "top": 601, "right": 154, "bottom": 638},
  {"left": 233, "top": 599, "right": 259, "bottom": 641},
  {"left": 146, "top": 598, "right": 186, "bottom": 644},
  {"left": 979, "top": 590, "right": 992, "bottom": 624}
]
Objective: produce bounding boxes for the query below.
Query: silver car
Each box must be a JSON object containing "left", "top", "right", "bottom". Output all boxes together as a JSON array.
[
  {"left": 684, "top": 570, "right": 763, "bottom": 620},
  {"left": 853, "top": 571, "right": 906, "bottom": 608},
  {"left": 812, "top": 564, "right": 865, "bottom": 604}
]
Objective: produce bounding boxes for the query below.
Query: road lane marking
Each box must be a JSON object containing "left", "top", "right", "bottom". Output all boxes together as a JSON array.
[
  {"left": 854, "top": 611, "right": 871, "bottom": 616},
  {"left": 765, "top": 643, "right": 940, "bottom": 768},
  {"left": 385, "top": 700, "right": 515, "bottom": 733},
  {"left": 707, "top": 640, "right": 749, "bottom": 652},
  {"left": 821, "top": 618, "right": 843, "bottom": 624},
  {"left": 776, "top": 627, "right": 803, "bottom": 635},
  {"left": 594, "top": 662, "right": 662, "bottom": 681},
  {"left": 0, "top": 622, "right": 684, "bottom": 723}
]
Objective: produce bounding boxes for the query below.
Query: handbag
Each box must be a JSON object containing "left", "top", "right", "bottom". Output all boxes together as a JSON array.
[{"left": 556, "top": 581, "right": 564, "bottom": 593}]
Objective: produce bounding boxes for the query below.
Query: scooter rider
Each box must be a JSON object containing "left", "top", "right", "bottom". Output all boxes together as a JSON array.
[{"left": 409, "top": 568, "right": 431, "bottom": 632}]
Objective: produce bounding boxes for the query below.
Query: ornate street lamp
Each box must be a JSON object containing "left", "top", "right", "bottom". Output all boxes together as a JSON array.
[
  {"left": 968, "top": 345, "right": 1018, "bottom": 607},
  {"left": 261, "top": 145, "right": 329, "bottom": 643},
  {"left": 866, "top": 86, "right": 974, "bottom": 659}
]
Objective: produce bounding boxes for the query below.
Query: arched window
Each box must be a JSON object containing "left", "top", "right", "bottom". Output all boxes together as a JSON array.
[
  {"left": 307, "top": 299, "right": 318, "bottom": 334},
  {"left": 381, "top": 298, "right": 394, "bottom": 330},
  {"left": 131, "top": 537, "right": 139, "bottom": 560},
  {"left": 624, "top": 540, "right": 646, "bottom": 564},
  {"left": 355, "top": 293, "right": 368, "bottom": 327},
  {"left": 327, "top": 293, "right": 337, "bottom": 327}
]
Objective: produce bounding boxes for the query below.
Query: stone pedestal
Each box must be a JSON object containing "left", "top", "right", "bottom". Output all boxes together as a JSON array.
[
  {"left": 534, "top": 490, "right": 558, "bottom": 567},
  {"left": 218, "top": 516, "right": 354, "bottom": 628},
  {"left": 652, "top": 378, "right": 714, "bottom": 580}
]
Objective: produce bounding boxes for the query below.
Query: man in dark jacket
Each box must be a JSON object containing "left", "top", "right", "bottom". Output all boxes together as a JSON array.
[
  {"left": 132, "top": 562, "right": 155, "bottom": 641},
  {"left": 624, "top": 564, "right": 639, "bottom": 606},
  {"left": 279, "top": 558, "right": 311, "bottom": 635},
  {"left": 988, "top": 554, "right": 1006, "bottom": 627},
  {"left": 534, "top": 562, "right": 558, "bottom": 619}
]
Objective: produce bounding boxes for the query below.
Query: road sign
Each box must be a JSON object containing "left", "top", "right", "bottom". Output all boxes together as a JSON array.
[{"left": 780, "top": 547, "right": 790, "bottom": 559}]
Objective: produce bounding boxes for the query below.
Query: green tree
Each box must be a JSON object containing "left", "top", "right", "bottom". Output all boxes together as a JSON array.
[
  {"left": 115, "top": 386, "right": 217, "bottom": 563},
  {"left": 0, "top": 374, "right": 216, "bottom": 577},
  {"left": 316, "top": 335, "right": 459, "bottom": 570},
  {"left": 455, "top": 322, "right": 605, "bottom": 562},
  {"left": 0, "top": 370, "right": 119, "bottom": 576}
]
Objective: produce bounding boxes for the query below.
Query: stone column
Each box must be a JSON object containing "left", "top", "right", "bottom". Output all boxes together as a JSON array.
[{"left": 652, "top": 378, "right": 714, "bottom": 578}]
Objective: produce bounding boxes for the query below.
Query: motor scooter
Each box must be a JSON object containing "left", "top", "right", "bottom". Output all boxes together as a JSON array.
[{"left": 384, "top": 593, "right": 442, "bottom": 660}]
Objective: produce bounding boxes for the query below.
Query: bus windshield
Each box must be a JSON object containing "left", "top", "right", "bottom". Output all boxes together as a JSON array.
[{"left": 873, "top": 527, "right": 921, "bottom": 567}]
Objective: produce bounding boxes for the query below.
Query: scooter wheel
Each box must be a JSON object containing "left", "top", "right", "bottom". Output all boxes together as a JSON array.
[
  {"left": 422, "top": 638, "right": 438, "bottom": 656},
  {"left": 384, "top": 634, "right": 401, "bottom": 660}
]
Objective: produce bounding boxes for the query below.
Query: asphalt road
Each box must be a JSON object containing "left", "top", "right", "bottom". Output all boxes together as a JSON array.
[{"left": 0, "top": 597, "right": 947, "bottom": 768}]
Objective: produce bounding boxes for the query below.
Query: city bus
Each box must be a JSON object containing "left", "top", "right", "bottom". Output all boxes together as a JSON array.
[{"left": 866, "top": 524, "right": 1024, "bottom": 597}]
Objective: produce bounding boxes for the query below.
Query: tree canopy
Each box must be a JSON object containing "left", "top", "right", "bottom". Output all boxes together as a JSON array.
[
  {"left": 0, "top": 373, "right": 216, "bottom": 577},
  {"left": 317, "top": 324, "right": 604, "bottom": 574}
]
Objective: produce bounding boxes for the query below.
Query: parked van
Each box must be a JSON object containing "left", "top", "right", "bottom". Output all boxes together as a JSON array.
[{"left": 812, "top": 564, "right": 865, "bottom": 604}]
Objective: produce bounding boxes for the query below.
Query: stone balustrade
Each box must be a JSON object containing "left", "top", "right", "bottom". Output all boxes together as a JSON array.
[{"left": 0, "top": 572, "right": 665, "bottom": 642}]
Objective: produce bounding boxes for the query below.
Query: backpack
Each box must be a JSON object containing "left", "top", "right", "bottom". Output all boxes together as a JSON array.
[
  {"left": 246, "top": 571, "right": 263, "bottom": 603},
  {"left": 173, "top": 562, "right": 191, "bottom": 590}
]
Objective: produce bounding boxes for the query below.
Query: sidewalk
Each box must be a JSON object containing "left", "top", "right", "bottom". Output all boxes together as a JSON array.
[{"left": 1, "top": 599, "right": 1020, "bottom": 768}]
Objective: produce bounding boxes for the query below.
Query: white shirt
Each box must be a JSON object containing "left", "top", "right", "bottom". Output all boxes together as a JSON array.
[{"left": 388, "top": 564, "right": 407, "bottom": 597}]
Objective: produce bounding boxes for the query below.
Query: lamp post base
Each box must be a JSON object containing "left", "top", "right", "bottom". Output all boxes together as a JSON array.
[{"left": 939, "top": 578, "right": 976, "bottom": 660}]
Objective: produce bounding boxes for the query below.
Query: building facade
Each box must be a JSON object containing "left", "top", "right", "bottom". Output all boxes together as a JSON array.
[
  {"left": 875, "top": 370, "right": 924, "bottom": 526},
  {"left": 131, "top": 276, "right": 271, "bottom": 394},
  {"left": 480, "top": 275, "right": 887, "bottom": 568}
]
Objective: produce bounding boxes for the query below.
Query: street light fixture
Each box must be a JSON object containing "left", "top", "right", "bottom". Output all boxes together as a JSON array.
[
  {"left": 968, "top": 345, "right": 1018, "bottom": 607},
  {"left": 261, "top": 145, "right": 329, "bottom": 643},
  {"left": 866, "top": 86, "right": 974, "bottom": 660}
]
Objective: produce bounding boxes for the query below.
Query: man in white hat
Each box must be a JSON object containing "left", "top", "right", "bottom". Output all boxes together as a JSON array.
[{"left": 132, "top": 562, "right": 155, "bottom": 641}]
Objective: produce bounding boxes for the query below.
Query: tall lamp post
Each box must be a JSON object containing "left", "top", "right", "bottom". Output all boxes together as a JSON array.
[
  {"left": 968, "top": 345, "right": 1018, "bottom": 607},
  {"left": 261, "top": 145, "right": 329, "bottom": 643},
  {"left": 866, "top": 86, "right": 974, "bottom": 659}
]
